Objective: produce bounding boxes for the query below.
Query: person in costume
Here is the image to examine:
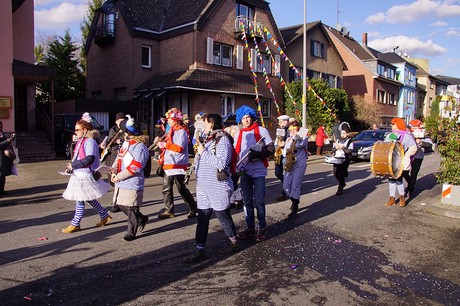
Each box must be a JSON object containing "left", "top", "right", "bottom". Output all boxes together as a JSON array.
[
  {"left": 183, "top": 114, "right": 238, "bottom": 263},
  {"left": 274, "top": 114, "right": 290, "bottom": 202},
  {"left": 331, "top": 123, "right": 353, "bottom": 196},
  {"left": 282, "top": 121, "right": 309, "bottom": 218},
  {"left": 385, "top": 118, "right": 417, "bottom": 207},
  {"left": 62, "top": 113, "right": 111, "bottom": 233},
  {"left": 315, "top": 125, "right": 328, "bottom": 156},
  {"left": 234, "top": 105, "right": 274, "bottom": 242},
  {"left": 111, "top": 115, "right": 149, "bottom": 241},
  {"left": 156, "top": 108, "right": 197, "bottom": 219}
]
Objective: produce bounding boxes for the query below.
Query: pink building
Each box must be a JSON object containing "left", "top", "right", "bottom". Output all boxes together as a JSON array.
[{"left": 0, "top": 0, "right": 53, "bottom": 134}]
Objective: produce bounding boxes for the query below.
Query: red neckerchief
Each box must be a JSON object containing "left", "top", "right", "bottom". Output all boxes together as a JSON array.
[
  {"left": 235, "top": 123, "right": 268, "bottom": 168},
  {"left": 158, "top": 123, "right": 186, "bottom": 165}
]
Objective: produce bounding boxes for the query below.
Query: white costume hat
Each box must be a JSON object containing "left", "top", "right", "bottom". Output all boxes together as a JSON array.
[{"left": 277, "top": 115, "right": 290, "bottom": 121}]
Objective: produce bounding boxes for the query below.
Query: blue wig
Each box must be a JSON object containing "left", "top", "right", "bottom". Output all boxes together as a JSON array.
[{"left": 236, "top": 105, "right": 257, "bottom": 124}]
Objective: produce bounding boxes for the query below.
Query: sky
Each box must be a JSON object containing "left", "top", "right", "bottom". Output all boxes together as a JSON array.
[{"left": 34, "top": 0, "right": 460, "bottom": 77}]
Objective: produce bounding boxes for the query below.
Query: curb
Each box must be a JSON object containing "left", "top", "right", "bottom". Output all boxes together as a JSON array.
[{"left": 424, "top": 202, "right": 460, "bottom": 219}]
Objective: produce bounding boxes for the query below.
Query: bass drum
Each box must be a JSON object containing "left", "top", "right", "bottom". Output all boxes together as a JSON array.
[{"left": 370, "top": 141, "right": 404, "bottom": 179}]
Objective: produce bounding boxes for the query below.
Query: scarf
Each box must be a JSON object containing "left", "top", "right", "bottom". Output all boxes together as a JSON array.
[{"left": 235, "top": 123, "right": 268, "bottom": 168}]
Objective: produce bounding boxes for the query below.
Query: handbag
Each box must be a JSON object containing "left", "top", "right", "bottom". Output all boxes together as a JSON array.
[{"left": 92, "top": 170, "right": 102, "bottom": 181}]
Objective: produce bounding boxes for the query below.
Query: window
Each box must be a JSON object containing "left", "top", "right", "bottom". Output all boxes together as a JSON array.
[
  {"left": 289, "top": 66, "right": 303, "bottom": 82},
  {"left": 236, "top": 3, "right": 254, "bottom": 20},
  {"left": 212, "top": 42, "right": 233, "bottom": 67},
  {"left": 310, "top": 40, "right": 325, "bottom": 58},
  {"left": 377, "top": 64, "right": 385, "bottom": 76},
  {"left": 220, "top": 95, "right": 235, "bottom": 116},
  {"left": 142, "top": 45, "right": 151, "bottom": 68},
  {"left": 328, "top": 75, "right": 336, "bottom": 88},
  {"left": 388, "top": 93, "right": 396, "bottom": 105},
  {"left": 261, "top": 53, "right": 271, "bottom": 74},
  {"left": 114, "top": 87, "right": 127, "bottom": 101},
  {"left": 260, "top": 99, "right": 271, "bottom": 118},
  {"left": 251, "top": 50, "right": 271, "bottom": 73},
  {"left": 387, "top": 68, "right": 395, "bottom": 80},
  {"left": 377, "top": 89, "right": 385, "bottom": 103}
]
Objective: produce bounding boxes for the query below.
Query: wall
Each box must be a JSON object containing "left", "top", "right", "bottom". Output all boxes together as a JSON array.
[{"left": 0, "top": 1, "right": 15, "bottom": 131}]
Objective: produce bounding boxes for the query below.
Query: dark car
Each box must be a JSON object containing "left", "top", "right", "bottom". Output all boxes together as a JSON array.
[
  {"left": 54, "top": 113, "right": 108, "bottom": 158},
  {"left": 350, "top": 129, "right": 388, "bottom": 161}
]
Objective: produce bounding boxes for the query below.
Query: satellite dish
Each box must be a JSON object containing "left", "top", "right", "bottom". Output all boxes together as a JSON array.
[{"left": 340, "top": 27, "right": 349, "bottom": 36}]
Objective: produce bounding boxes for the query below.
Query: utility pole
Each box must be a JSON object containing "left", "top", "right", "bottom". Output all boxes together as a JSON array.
[{"left": 302, "top": 0, "right": 307, "bottom": 128}]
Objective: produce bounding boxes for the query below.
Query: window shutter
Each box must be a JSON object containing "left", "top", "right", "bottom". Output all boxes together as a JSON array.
[
  {"left": 250, "top": 48, "right": 257, "bottom": 71},
  {"left": 236, "top": 45, "right": 244, "bottom": 70},
  {"left": 274, "top": 54, "right": 281, "bottom": 76},
  {"left": 321, "top": 43, "right": 326, "bottom": 59},
  {"left": 310, "top": 40, "right": 314, "bottom": 55},
  {"left": 206, "top": 37, "right": 214, "bottom": 64}
]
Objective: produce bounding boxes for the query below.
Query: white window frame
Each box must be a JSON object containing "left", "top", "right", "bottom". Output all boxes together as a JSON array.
[
  {"left": 211, "top": 41, "right": 233, "bottom": 67},
  {"left": 236, "top": 45, "right": 244, "bottom": 70},
  {"left": 260, "top": 98, "right": 271, "bottom": 118},
  {"left": 141, "top": 45, "right": 151, "bottom": 68},
  {"left": 377, "top": 89, "right": 386, "bottom": 103},
  {"left": 220, "top": 95, "right": 235, "bottom": 117},
  {"left": 311, "top": 40, "right": 322, "bottom": 58}
]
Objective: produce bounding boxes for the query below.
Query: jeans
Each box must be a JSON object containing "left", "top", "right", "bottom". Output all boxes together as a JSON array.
[
  {"left": 274, "top": 157, "right": 285, "bottom": 182},
  {"left": 240, "top": 174, "right": 266, "bottom": 230},
  {"left": 195, "top": 208, "right": 236, "bottom": 247}
]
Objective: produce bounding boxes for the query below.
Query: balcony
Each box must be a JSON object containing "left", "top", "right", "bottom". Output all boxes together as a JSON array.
[
  {"left": 94, "top": 21, "right": 115, "bottom": 47},
  {"left": 234, "top": 16, "right": 263, "bottom": 39}
]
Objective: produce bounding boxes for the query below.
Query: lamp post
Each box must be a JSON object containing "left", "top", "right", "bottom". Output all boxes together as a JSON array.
[{"left": 302, "top": 0, "right": 307, "bottom": 128}]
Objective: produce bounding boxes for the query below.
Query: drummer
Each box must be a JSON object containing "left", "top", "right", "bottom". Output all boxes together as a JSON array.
[{"left": 385, "top": 118, "right": 417, "bottom": 207}]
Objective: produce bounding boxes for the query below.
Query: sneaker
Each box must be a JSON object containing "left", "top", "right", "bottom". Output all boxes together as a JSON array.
[
  {"left": 138, "top": 215, "right": 149, "bottom": 233},
  {"left": 236, "top": 228, "right": 256, "bottom": 239},
  {"left": 219, "top": 242, "right": 239, "bottom": 255},
  {"left": 183, "top": 249, "right": 205, "bottom": 263},
  {"left": 108, "top": 205, "right": 121, "bottom": 213},
  {"left": 96, "top": 215, "right": 112, "bottom": 227},
  {"left": 255, "top": 229, "right": 266, "bottom": 242},
  {"left": 62, "top": 225, "right": 81, "bottom": 233},
  {"left": 122, "top": 234, "right": 136, "bottom": 241},
  {"left": 158, "top": 212, "right": 175, "bottom": 220}
]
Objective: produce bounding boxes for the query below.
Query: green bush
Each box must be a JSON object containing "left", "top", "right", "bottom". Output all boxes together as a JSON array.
[{"left": 436, "top": 111, "right": 460, "bottom": 185}]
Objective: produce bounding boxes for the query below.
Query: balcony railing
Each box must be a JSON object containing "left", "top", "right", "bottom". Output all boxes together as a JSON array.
[
  {"left": 94, "top": 21, "right": 115, "bottom": 46},
  {"left": 234, "top": 16, "right": 263, "bottom": 38}
]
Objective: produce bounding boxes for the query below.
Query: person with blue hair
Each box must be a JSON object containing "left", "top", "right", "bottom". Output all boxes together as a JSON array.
[{"left": 233, "top": 105, "right": 274, "bottom": 242}]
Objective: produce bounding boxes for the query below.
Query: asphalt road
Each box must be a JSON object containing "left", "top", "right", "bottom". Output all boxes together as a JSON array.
[{"left": 0, "top": 153, "right": 459, "bottom": 305}]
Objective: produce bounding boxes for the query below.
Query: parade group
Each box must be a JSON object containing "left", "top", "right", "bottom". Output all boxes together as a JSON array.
[{"left": 38, "top": 105, "right": 427, "bottom": 263}]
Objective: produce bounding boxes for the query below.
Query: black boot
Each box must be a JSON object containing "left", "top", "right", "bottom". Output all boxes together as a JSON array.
[
  {"left": 183, "top": 249, "right": 205, "bottom": 263},
  {"left": 288, "top": 198, "right": 300, "bottom": 218}
]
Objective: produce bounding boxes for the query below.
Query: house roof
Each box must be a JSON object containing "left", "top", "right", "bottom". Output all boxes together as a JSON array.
[
  {"left": 136, "top": 68, "right": 257, "bottom": 96},
  {"left": 325, "top": 26, "right": 375, "bottom": 61},
  {"left": 279, "top": 21, "right": 321, "bottom": 46},
  {"left": 435, "top": 75, "right": 460, "bottom": 85}
]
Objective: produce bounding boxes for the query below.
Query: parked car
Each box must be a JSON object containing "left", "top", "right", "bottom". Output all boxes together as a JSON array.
[
  {"left": 350, "top": 129, "right": 388, "bottom": 161},
  {"left": 54, "top": 113, "right": 108, "bottom": 158}
]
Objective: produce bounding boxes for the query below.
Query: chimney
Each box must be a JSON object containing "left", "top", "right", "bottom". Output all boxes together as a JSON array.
[{"left": 362, "top": 32, "right": 368, "bottom": 47}]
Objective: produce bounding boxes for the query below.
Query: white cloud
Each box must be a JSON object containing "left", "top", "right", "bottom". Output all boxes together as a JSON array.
[
  {"left": 368, "top": 35, "right": 447, "bottom": 57},
  {"left": 35, "top": 2, "right": 86, "bottom": 31},
  {"left": 445, "top": 28, "right": 460, "bottom": 36},
  {"left": 365, "top": 0, "right": 460, "bottom": 24},
  {"left": 430, "top": 21, "right": 448, "bottom": 26}
]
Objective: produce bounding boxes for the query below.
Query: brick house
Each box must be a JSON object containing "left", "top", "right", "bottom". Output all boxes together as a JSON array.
[
  {"left": 279, "top": 21, "right": 347, "bottom": 88},
  {"left": 325, "top": 28, "right": 401, "bottom": 126},
  {"left": 85, "top": 0, "right": 286, "bottom": 137}
]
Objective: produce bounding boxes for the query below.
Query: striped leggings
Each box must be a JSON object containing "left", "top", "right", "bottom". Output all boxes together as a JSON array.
[{"left": 70, "top": 200, "right": 109, "bottom": 226}]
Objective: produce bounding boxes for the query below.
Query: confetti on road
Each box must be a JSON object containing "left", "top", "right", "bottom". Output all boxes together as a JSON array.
[
  {"left": 290, "top": 265, "right": 299, "bottom": 270},
  {"left": 37, "top": 237, "right": 49, "bottom": 241}
]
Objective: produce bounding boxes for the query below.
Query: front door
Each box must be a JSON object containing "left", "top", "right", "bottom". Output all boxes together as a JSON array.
[{"left": 14, "top": 85, "right": 28, "bottom": 131}]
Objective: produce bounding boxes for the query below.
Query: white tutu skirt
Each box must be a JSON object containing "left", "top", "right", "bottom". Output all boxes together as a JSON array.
[{"left": 63, "top": 171, "right": 110, "bottom": 201}]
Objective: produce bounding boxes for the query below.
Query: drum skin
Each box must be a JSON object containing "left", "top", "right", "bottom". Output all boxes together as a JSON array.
[{"left": 370, "top": 141, "right": 404, "bottom": 179}]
